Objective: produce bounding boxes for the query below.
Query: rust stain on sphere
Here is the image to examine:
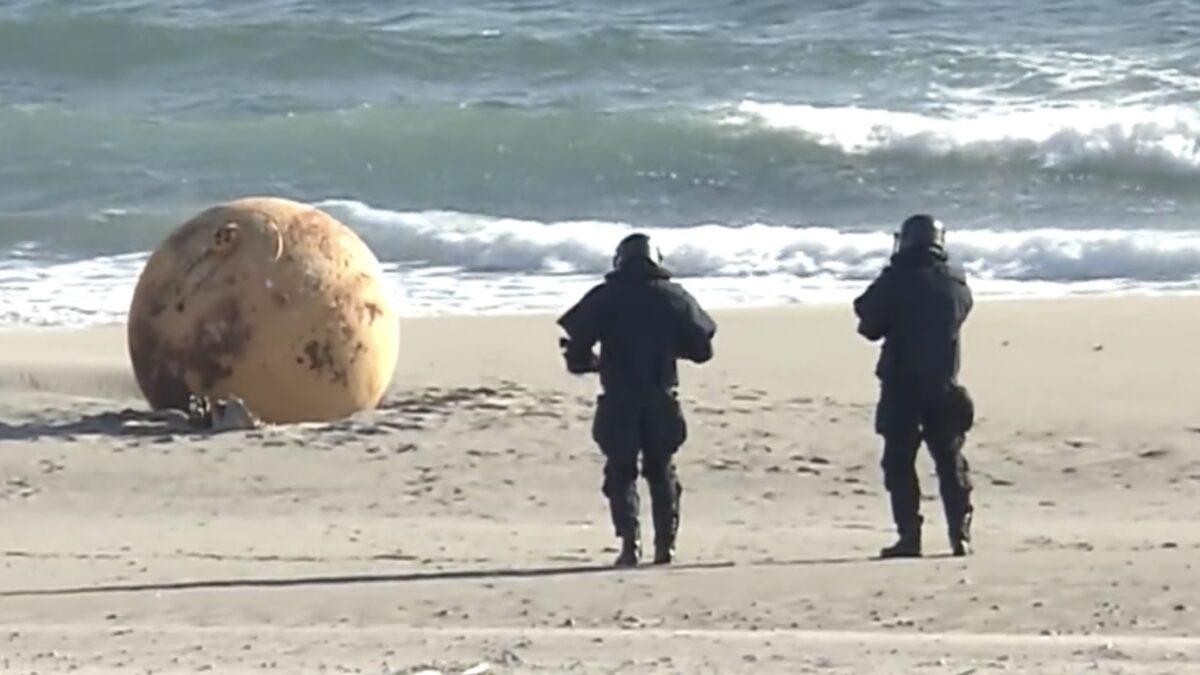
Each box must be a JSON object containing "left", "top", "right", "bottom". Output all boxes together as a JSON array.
[{"left": 127, "top": 196, "right": 400, "bottom": 423}]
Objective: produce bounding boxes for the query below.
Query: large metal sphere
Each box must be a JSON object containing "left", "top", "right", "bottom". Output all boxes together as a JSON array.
[{"left": 127, "top": 197, "right": 399, "bottom": 423}]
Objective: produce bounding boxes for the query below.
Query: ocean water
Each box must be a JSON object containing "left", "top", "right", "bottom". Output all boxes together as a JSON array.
[{"left": 2, "top": 0, "right": 1199, "bottom": 326}]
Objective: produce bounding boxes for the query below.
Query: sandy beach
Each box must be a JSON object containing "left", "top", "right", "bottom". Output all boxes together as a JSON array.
[{"left": 3, "top": 296, "right": 1200, "bottom": 674}]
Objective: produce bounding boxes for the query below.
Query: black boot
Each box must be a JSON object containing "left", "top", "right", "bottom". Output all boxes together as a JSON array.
[
  {"left": 949, "top": 508, "right": 973, "bottom": 557},
  {"left": 603, "top": 463, "right": 640, "bottom": 567},
  {"left": 653, "top": 539, "right": 675, "bottom": 565},
  {"left": 650, "top": 482, "right": 681, "bottom": 565},
  {"left": 880, "top": 518, "right": 923, "bottom": 559},
  {"left": 882, "top": 483, "right": 923, "bottom": 559},
  {"left": 614, "top": 534, "right": 641, "bottom": 568}
]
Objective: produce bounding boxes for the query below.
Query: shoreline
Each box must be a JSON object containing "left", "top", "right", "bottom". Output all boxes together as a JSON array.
[
  {"left": 4, "top": 286, "right": 1200, "bottom": 334},
  {"left": 3, "top": 292, "right": 1198, "bottom": 428}
]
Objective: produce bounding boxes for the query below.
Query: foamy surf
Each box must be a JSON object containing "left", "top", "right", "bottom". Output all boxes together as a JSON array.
[
  {"left": 319, "top": 200, "right": 1200, "bottom": 283},
  {"left": 3, "top": 200, "right": 1200, "bottom": 328},
  {"left": 728, "top": 101, "right": 1200, "bottom": 173}
]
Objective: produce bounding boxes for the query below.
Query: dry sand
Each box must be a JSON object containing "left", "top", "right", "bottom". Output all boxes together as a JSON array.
[{"left": 2, "top": 296, "right": 1200, "bottom": 673}]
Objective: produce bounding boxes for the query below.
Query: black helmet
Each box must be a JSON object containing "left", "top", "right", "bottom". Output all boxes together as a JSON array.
[
  {"left": 894, "top": 214, "right": 945, "bottom": 254},
  {"left": 613, "top": 232, "right": 664, "bottom": 270}
]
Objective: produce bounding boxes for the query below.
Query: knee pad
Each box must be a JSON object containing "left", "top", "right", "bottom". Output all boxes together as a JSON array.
[
  {"left": 642, "top": 457, "right": 673, "bottom": 483},
  {"left": 602, "top": 460, "right": 638, "bottom": 496}
]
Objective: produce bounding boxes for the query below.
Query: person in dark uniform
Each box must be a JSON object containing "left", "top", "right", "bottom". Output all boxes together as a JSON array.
[
  {"left": 557, "top": 233, "right": 717, "bottom": 567},
  {"left": 853, "top": 214, "right": 976, "bottom": 559}
]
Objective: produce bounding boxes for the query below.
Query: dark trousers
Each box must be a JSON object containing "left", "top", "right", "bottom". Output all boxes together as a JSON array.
[
  {"left": 875, "top": 379, "right": 973, "bottom": 537},
  {"left": 591, "top": 391, "right": 687, "bottom": 543}
]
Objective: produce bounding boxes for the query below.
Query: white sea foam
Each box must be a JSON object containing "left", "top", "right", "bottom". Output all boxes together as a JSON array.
[
  {"left": 726, "top": 100, "right": 1200, "bottom": 173},
  {"left": 3, "top": 200, "right": 1199, "bottom": 327},
  {"left": 319, "top": 200, "right": 1200, "bottom": 283}
]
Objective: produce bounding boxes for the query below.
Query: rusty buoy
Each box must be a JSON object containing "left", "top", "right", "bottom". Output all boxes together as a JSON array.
[{"left": 126, "top": 196, "right": 399, "bottom": 423}]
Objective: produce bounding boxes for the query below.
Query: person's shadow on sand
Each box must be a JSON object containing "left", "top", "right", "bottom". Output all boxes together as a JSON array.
[
  {"left": 0, "top": 555, "right": 907, "bottom": 599},
  {"left": 0, "top": 408, "right": 203, "bottom": 441},
  {"left": 0, "top": 560, "right": 743, "bottom": 598}
]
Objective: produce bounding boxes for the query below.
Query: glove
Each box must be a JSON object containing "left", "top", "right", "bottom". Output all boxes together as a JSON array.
[{"left": 559, "top": 337, "right": 599, "bottom": 374}]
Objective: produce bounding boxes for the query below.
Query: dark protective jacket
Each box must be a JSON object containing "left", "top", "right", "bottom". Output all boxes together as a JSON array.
[
  {"left": 557, "top": 262, "right": 716, "bottom": 397},
  {"left": 853, "top": 246, "right": 973, "bottom": 384}
]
